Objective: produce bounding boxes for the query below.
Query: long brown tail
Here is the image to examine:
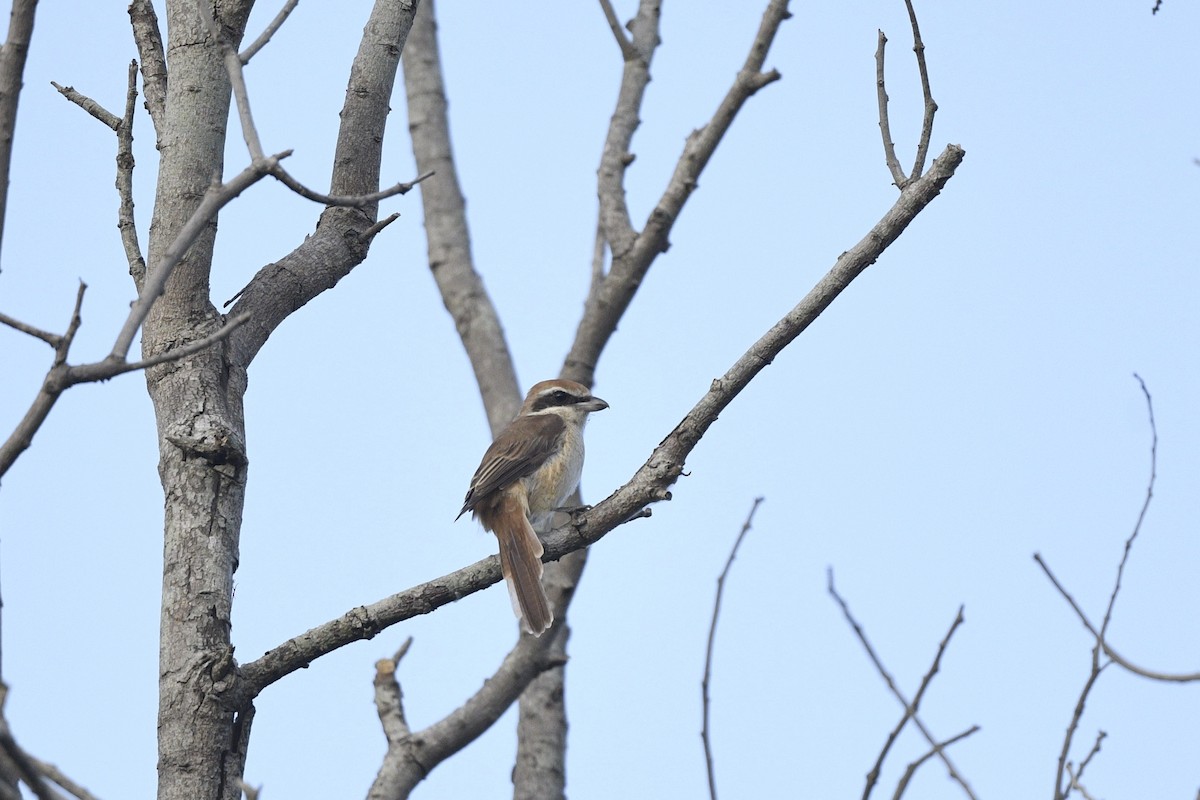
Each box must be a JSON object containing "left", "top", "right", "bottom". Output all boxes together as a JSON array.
[{"left": 492, "top": 495, "right": 553, "bottom": 636}]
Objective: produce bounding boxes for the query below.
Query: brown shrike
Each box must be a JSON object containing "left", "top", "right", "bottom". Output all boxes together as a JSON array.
[{"left": 457, "top": 379, "right": 608, "bottom": 636}]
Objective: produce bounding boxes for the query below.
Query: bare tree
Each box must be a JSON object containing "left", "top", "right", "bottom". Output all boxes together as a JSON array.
[{"left": 0, "top": 0, "right": 970, "bottom": 798}]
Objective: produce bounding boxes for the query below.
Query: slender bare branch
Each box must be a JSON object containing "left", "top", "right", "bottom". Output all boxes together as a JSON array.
[
  {"left": 127, "top": 0, "right": 166, "bottom": 133},
  {"left": 195, "top": 0, "right": 265, "bottom": 160},
  {"left": 567, "top": 0, "right": 791, "bottom": 387},
  {"left": 110, "top": 151, "right": 289, "bottom": 361},
  {"left": 0, "top": 685, "right": 62, "bottom": 800},
  {"left": 367, "top": 628, "right": 564, "bottom": 799},
  {"left": 0, "top": 311, "right": 60, "bottom": 347},
  {"left": 224, "top": 0, "right": 419, "bottom": 370},
  {"left": 233, "top": 146, "right": 964, "bottom": 703},
  {"left": 875, "top": 31, "right": 906, "bottom": 187},
  {"left": 25, "top": 758, "right": 99, "bottom": 800},
  {"left": 892, "top": 727, "right": 980, "bottom": 800},
  {"left": 1075, "top": 730, "right": 1106, "bottom": 788},
  {"left": 864, "top": 604, "right": 967, "bottom": 800},
  {"left": 117, "top": 60, "right": 146, "bottom": 287},
  {"left": 0, "top": 289, "right": 250, "bottom": 479},
  {"left": 49, "top": 82, "right": 119, "bottom": 130},
  {"left": 876, "top": 0, "right": 939, "bottom": 188},
  {"left": 702, "top": 497, "right": 764, "bottom": 800},
  {"left": 402, "top": 0, "right": 522, "bottom": 433},
  {"left": 239, "top": 0, "right": 300, "bottom": 64},
  {"left": 1033, "top": 555, "right": 1200, "bottom": 682},
  {"left": 1065, "top": 763, "right": 1099, "bottom": 800},
  {"left": 828, "top": 571, "right": 977, "bottom": 800},
  {"left": 0, "top": 0, "right": 38, "bottom": 262},
  {"left": 597, "top": 0, "right": 637, "bottom": 61},
  {"left": 593, "top": 0, "right": 660, "bottom": 262},
  {"left": 1034, "top": 375, "right": 1200, "bottom": 684},
  {"left": 903, "top": 0, "right": 937, "bottom": 178},
  {"left": 269, "top": 167, "right": 432, "bottom": 209},
  {"left": 68, "top": 312, "right": 250, "bottom": 383}
]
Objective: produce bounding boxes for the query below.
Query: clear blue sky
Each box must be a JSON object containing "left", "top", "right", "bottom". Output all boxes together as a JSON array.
[{"left": 1, "top": 2, "right": 1197, "bottom": 799}]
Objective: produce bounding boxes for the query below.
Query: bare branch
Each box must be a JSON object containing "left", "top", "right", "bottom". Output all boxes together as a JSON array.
[
  {"left": 1034, "top": 376, "right": 1200, "bottom": 684},
  {"left": 373, "top": 639, "right": 414, "bottom": 745},
  {"left": 225, "top": 0, "right": 419, "bottom": 370},
  {"left": 402, "top": 0, "right": 522, "bottom": 433},
  {"left": 702, "top": 497, "right": 764, "bottom": 800},
  {"left": 593, "top": 0, "right": 660, "bottom": 264},
  {"left": 1065, "top": 763, "right": 1099, "bottom": 800},
  {"left": 49, "top": 82, "right": 119, "bottom": 130},
  {"left": 828, "top": 572, "right": 977, "bottom": 800},
  {"left": 110, "top": 151, "right": 289, "bottom": 361},
  {"left": 865, "top": 604, "right": 967, "bottom": 800},
  {"left": 239, "top": 0, "right": 300, "bottom": 64},
  {"left": 367, "top": 628, "right": 564, "bottom": 798},
  {"left": 233, "top": 143, "right": 965, "bottom": 704},
  {"left": 903, "top": 0, "right": 938, "bottom": 178},
  {"left": 1033, "top": 555, "right": 1200, "bottom": 683},
  {"left": 0, "top": 310, "right": 60, "bottom": 347},
  {"left": 892, "top": 726, "right": 980, "bottom": 800},
  {"left": 194, "top": 0, "right": 265, "bottom": 160},
  {"left": 68, "top": 312, "right": 251, "bottom": 383},
  {"left": 127, "top": 0, "right": 166, "bottom": 132},
  {"left": 875, "top": 31, "right": 906, "bottom": 187},
  {"left": 0, "top": 290, "right": 250, "bottom": 479},
  {"left": 597, "top": 0, "right": 637, "bottom": 61},
  {"left": 876, "top": 0, "right": 939, "bottom": 188},
  {"left": 0, "top": 0, "right": 38, "bottom": 261},
  {"left": 0, "top": 685, "right": 63, "bottom": 800},
  {"left": 567, "top": 0, "right": 791, "bottom": 387},
  {"left": 269, "top": 167, "right": 431, "bottom": 209},
  {"left": 26, "top": 758, "right": 99, "bottom": 800},
  {"left": 117, "top": 60, "right": 146, "bottom": 287}
]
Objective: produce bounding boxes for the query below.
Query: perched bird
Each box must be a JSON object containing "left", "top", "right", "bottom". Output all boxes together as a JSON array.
[{"left": 458, "top": 379, "right": 608, "bottom": 635}]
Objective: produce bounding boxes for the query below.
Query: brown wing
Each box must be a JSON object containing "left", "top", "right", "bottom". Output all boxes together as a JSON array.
[{"left": 457, "top": 414, "right": 565, "bottom": 518}]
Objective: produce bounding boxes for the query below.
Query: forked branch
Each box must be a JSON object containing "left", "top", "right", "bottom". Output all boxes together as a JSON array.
[{"left": 876, "top": 0, "right": 939, "bottom": 188}]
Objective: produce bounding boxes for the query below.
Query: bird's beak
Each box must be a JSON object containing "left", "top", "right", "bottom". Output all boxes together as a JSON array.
[{"left": 582, "top": 396, "right": 609, "bottom": 413}]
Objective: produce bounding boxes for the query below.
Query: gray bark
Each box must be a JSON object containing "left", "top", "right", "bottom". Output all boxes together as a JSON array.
[{"left": 143, "top": 2, "right": 415, "bottom": 799}]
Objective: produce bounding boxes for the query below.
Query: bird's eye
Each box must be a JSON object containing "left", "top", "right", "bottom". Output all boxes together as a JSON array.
[{"left": 552, "top": 391, "right": 570, "bottom": 402}]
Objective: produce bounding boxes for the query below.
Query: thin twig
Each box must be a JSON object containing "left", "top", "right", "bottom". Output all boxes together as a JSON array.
[
  {"left": 270, "top": 167, "right": 432, "bottom": 208},
  {"left": 903, "top": 0, "right": 937, "bottom": 179},
  {"left": 1065, "top": 764, "right": 1098, "bottom": 800},
  {"left": 1033, "top": 554, "right": 1200, "bottom": 682},
  {"left": 49, "top": 83, "right": 119, "bottom": 130},
  {"left": 892, "top": 726, "right": 980, "bottom": 800},
  {"left": 597, "top": 0, "right": 637, "bottom": 60},
  {"left": 239, "top": 0, "right": 300, "bottom": 64},
  {"left": 68, "top": 312, "right": 251, "bottom": 383},
  {"left": 109, "top": 152, "right": 290, "bottom": 361},
  {"left": 195, "top": 1, "right": 265, "bottom": 160},
  {"left": 828, "top": 570, "right": 978, "bottom": 800},
  {"left": 1075, "top": 730, "right": 1106, "bottom": 785},
  {"left": 875, "top": 31, "right": 906, "bottom": 187},
  {"left": 864, "top": 604, "right": 967, "bottom": 800},
  {"left": 117, "top": 60, "right": 146, "bottom": 286},
  {"left": 1044, "top": 373, "right": 1172, "bottom": 800},
  {"left": 26, "top": 758, "right": 99, "bottom": 800},
  {"left": 701, "top": 497, "right": 764, "bottom": 800},
  {"left": 0, "top": 311, "right": 60, "bottom": 347},
  {"left": 1034, "top": 375, "right": 1200, "bottom": 684}
]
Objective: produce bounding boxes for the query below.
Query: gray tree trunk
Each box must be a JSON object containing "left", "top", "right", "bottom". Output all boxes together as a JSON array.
[{"left": 142, "top": 5, "right": 254, "bottom": 800}]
